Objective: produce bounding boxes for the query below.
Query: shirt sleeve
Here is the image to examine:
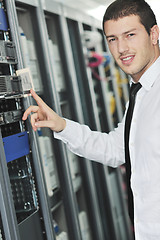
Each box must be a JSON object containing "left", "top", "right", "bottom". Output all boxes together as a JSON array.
[{"left": 54, "top": 118, "right": 125, "bottom": 168}]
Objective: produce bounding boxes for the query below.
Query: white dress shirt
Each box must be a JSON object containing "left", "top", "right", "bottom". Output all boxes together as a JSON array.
[{"left": 54, "top": 56, "right": 160, "bottom": 240}]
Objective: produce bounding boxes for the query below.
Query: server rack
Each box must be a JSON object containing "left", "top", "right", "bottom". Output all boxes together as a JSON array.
[
  {"left": 61, "top": 6, "right": 133, "bottom": 240},
  {"left": 0, "top": 0, "right": 55, "bottom": 239},
  {"left": 14, "top": 0, "right": 76, "bottom": 239},
  {"left": 42, "top": 3, "right": 106, "bottom": 239},
  {"left": 84, "top": 25, "right": 132, "bottom": 240},
  {"left": 66, "top": 18, "right": 118, "bottom": 240}
]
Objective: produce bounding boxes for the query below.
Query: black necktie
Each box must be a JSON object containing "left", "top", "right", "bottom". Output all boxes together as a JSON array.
[{"left": 124, "top": 82, "right": 142, "bottom": 225}]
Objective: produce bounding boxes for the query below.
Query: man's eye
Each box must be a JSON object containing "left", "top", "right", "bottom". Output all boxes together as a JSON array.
[
  {"left": 108, "top": 38, "right": 116, "bottom": 43},
  {"left": 128, "top": 33, "right": 135, "bottom": 37}
]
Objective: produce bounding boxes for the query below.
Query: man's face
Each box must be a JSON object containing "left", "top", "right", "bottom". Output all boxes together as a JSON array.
[{"left": 104, "top": 15, "right": 159, "bottom": 82}]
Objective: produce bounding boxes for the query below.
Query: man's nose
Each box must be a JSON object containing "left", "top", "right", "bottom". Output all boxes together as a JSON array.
[{"left": 117, "top": 39, "right": 129, "bottom": 54}]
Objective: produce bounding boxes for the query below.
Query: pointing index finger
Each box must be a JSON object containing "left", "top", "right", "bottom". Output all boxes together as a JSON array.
[{"left": 30, "top": 89, "right": 46, "bottom": 108}]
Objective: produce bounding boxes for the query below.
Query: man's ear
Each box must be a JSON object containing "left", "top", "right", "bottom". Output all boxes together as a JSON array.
[{"left": 150, "top": 25, "right": 159, "bottom": 45}]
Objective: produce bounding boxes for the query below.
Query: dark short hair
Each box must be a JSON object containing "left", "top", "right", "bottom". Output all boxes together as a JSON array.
[{"left": 103, "top": 0, "right": 157, "bottom": 35}]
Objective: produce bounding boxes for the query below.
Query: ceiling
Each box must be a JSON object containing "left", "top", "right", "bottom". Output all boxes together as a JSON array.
[
  {"left": 54, "top": 0, "right": 113, "bottom": 20},
  {"left": 54, "top": 0, "right": 160, "bottom": 23},
  {"left": 55, "top": 0, "right": 112, "bottom": 9}
]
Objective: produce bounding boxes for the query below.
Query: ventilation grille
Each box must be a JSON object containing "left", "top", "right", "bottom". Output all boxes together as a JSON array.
[{"left": 0, "top": 77, "right": 7, "bottom": 93}]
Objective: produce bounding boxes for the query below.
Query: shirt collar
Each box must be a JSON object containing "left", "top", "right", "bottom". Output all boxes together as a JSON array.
[{"left": 130, "top": 56, "right": 160, "bottom": 91}]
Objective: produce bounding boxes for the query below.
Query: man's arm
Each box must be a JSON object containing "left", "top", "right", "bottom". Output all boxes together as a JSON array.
[
  {"left": 23, "top": 89, "right": 125, "bottom": 167},
  {"left": 54, "top": 118, "right": 125, "bottom": 167}
]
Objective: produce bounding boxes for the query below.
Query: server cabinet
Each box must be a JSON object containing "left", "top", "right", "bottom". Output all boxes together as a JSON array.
[
  {"left": 82, "top": 23, "right": 132, "bottom": 240},
  {"left": 14, "top": 0, "right": 72, "bottom": 239},
  {"left": 63, "top": 11, "right": 133, "bottom": 240},
  {"left": 66, "top": 18, "right": 117, "bottom": 240},
  {"left": 0, "top": 0, "right": 55, "bottom": 239},
  {"left": 14, "top": 0, "right": 90, "bottom": 239},
  {"left": 42, "top": 3, "right": 106, "bottom": 239}
]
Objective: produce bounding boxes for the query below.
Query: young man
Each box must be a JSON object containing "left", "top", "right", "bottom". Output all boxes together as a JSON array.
[{"left": 23, "top": 0, "right": 160, "bottom": 239}]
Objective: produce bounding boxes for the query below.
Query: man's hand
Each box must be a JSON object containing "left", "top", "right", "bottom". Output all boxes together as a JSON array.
[{"left": 22, "top": 89, "right": 66, "bottom": 132}]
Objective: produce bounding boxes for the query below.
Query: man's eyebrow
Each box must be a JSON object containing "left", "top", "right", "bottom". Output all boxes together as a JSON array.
[
  {"left": 105, "top": 34, "right": 115, "bottom": 39},
  {"left": 106, "top": 28, "right": 137, "bottom": 39}
]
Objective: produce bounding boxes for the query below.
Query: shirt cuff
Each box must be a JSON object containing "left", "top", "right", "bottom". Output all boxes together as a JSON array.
[{"left": 54, "top": 118, "right": 78, "bottom": 144}]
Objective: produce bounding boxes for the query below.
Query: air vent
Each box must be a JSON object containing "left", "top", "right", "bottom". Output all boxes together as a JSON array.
[{"left": 0, "top": 77, "right": 7, "bottom": 93}]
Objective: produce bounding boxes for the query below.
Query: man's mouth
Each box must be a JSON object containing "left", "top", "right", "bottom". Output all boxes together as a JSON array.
[{"left": 120, "top": 55, "right": 135, "bottom": 65}]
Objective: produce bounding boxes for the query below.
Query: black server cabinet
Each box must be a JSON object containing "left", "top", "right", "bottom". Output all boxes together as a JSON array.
[
  {"left": 14, "top": 0, "right": 83, "bottom": 239},
  {"left": 0, "top": 0, "right": 52, "bottom": 239},
  {"left": 14, "top": 1, "right": 71, "bottom": 239}
]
